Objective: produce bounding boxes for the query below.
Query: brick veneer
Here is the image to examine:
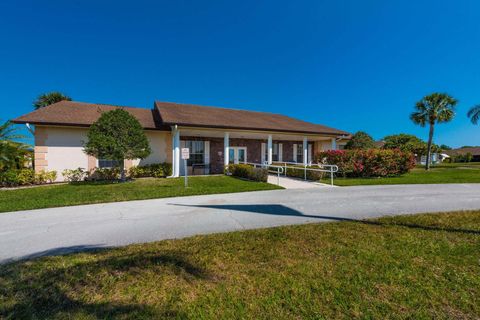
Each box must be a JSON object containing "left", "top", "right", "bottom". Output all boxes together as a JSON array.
[{"left": 34, "top": 127, "right": 48, "bottom": 172}]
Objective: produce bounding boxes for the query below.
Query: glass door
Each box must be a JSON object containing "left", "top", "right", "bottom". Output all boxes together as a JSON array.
[{"left": 229, "top": 147, "right": 247, "bottom": 164}]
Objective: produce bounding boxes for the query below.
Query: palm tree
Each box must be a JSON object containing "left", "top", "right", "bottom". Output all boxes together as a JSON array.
[
  {"left": 0, "top": 121, "right": 28, "bottom": 170},
  {"left": 410, "top": 93, "right": 458, "bottom": 170},
  {"left": 33, "top": 91, "right": 71, "bottom": 109},
  {"left": 467, "top": 105, "right": 480, "bottom": 124}
]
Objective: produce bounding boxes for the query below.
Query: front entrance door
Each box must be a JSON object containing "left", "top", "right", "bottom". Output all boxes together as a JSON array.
[{"left": 229, "top": 147, "right": 247, "bottom": 164}]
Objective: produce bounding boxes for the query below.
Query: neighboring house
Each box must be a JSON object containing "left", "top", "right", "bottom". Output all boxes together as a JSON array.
[
  {"left": 444, "top": 147, "right": 480, "bottom": 162},
  {"left": 12, "top": 101, "right": 350, "bottom": 180}
]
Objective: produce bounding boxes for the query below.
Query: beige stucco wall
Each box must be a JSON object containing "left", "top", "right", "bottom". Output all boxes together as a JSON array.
[{"left": 35, "top": 126, "right": 169, "bottom": 181}]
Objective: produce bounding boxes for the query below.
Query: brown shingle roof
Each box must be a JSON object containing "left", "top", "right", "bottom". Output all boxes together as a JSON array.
[
  {"left": 444, "top": 147, "right": 480, "bottom": 156},
  {"left": 12, "top": 101, "right": 160, "bottom": 130},
  {"left": 12, "top": 100, "right": 349, "bottom": 136},
  {"left": 155, "top": 101, "right": 348, "bottom": 135}
]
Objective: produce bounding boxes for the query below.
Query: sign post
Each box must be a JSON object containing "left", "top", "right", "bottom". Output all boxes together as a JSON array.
[{"left": 181, "top": 148, "right": 190, "bottom": 187}]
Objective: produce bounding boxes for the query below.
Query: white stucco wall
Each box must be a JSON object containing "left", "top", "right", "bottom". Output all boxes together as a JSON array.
[
  {"left": 135, "top": 131, "right": 169, "bottom": 166},
  {"left": 43, "top": 127, "right": 89, "bottom": 181},
  {"left": 39, "top": 127, "right": 169, "bottom": 181}
]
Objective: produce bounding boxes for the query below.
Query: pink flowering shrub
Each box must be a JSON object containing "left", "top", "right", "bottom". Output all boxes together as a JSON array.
[{"left": 315, "top": 149, "right": 415, "bottom": 178}]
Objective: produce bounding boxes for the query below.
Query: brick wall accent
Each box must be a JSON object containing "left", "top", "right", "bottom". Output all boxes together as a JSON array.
[
  {"left": 88, "top": 155, "right": 97, "bottom": 171},
  {"left": 34, "top": 127, "right": 48, "bottom": 172}
]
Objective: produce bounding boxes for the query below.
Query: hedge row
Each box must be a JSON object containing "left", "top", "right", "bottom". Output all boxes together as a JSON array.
[
  {"left": 226, "top": 164, "right": 268, "bottom": 182},
  {"left": 315, "top": 149, "right": 415, "bottom": 178},
  {"left": 0, "top": 169, "right": 57, "bottom": 187},
  {"left": 269, "top": 163, "right": 324, "bottom": 181},
  {"left": 128, "top": 163, "right": 172, "bottom": 178}
]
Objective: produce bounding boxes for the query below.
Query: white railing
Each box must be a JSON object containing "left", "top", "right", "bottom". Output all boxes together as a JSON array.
[
  {"left": 246, "top": 162, "right": 284, "bottom": 185},
  {"left": 246, "top": 161, "right": 339, "bottom": 186}
]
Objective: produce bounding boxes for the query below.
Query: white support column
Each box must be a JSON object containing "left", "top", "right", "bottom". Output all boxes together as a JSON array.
[
  {"left": 331, "top": 137, "right": 337, "bottom": 150},
  {"left": 303, "top": 136, "right": 308, "bottom": 165},
  {"left": 171, "top": 126, "right": 180, "bottom": 177},
  {"left": 267, "top": 134, "right": 273, "bottom": 164},
  {"left": 224, "top": 132, "right": 230, "bottom": 166}
]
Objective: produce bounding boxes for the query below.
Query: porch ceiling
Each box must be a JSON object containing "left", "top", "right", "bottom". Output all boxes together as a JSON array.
[{"left": 178, "top": 127, "right": 334, "bottom": 141}]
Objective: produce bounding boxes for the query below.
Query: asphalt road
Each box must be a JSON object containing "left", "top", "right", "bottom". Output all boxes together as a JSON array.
[{"left": 1, "top": 183, "right": 480, "bottom": 263}]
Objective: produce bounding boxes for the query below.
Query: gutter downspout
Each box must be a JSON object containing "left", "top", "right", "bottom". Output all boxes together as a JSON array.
[{"left": 167, "top": 125, "right": 178, "bottom": 178}]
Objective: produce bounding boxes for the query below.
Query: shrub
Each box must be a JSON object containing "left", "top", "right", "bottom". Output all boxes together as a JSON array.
[
  {"left": 315, "top": 149, "right": 415, "bottom": 178},
  {"left": 284, "top": 165, "right": 324, "bottom": 181},
  {"left": 128, "top": 163, "right": 172, "bottom": 178},
  {"left": 226, "top": 164, "right": 268, "bottom": 182},
  {"left": 0, "top": 169, "right": 57, "bottom": 187},
  {"left": 62, "top": 168, "right": 88, "bottom": 182},
  {"left": 87, "top": 167, "right": 121, "bottom": 181}
]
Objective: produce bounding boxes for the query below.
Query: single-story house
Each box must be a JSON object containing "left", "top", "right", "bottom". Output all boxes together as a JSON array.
[
  {"left": 13, "top": 101, "right": 350, "bottom": 180},
  {"left": 444, "top": 147, "right": 480, "bottom": 162}
]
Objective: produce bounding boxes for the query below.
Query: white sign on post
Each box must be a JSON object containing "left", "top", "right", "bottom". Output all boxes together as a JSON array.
[
  {"left": 181, "top": 148, "right": 190, "bottom": 187},
  {"left": 181, "top": 148, "right": 190, "bottom": 160}
]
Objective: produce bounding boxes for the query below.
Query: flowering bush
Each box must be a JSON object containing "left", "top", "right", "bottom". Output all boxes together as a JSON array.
[
  {"left": 315, "top": 149, "right": 415, "bottom": 178},
  {"left": 62, "top": 168, "right": 88, "bottom": 182}
]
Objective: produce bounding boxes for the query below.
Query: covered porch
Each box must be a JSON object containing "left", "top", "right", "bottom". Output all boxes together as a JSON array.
[{"left": 170, "top": 126, "right": 343, "bottom": 177}]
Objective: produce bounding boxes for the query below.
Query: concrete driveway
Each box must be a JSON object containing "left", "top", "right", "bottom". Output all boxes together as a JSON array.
[{"left": 1, "top": 183, "right": 480, "bottom": 263}]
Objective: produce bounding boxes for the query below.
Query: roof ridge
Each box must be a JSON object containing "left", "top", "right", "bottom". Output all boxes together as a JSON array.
[
  {"left": 154, "top": 100, "right": 288, "bottom": 118},
  {"left": 68, "top": 100, "right": 150, "bottom": 111}
]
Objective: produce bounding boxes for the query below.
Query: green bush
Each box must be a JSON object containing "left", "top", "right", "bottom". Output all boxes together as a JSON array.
[
  {"left": 128, "top": 163, "right": 172, "bottom": 178},
  {"left": 0, "top": 169, "right": 57, "bottom": 187},
  {"left": 62, "top": 168, "right": 88, "bottom": 182},
  {"left": 87, "top": 167, "right": 121, "bottom": 181},
  {"left": 226, "top": 164, "right": 268, "bottom": 182},
  {"left": 284, "top": 165, "right": 324, "bottom": 181}
]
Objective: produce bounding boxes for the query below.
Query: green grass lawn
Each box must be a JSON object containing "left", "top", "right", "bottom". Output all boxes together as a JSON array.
[
  {"left": 1, "top": 210, "right": 479, "bottom": 319},
  {"left": 326, "top": 162, "right": 480, "bottom": 186},
  {"left": 0, "top": 176, "right": 281, "bottom": 213}
]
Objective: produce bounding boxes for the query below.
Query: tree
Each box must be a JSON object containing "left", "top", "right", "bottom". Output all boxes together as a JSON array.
[
  {"left": 84, "top": 109, "right": 151, "bottom": 181},
  {"left": 33, "top": 92, "right": 71, "bottom": 109},
  {"left": 467, "top": 105, "right": 480, "bottom": 125},
  {"left": 382, "top": 133, "right": 439, "bottom": 155},
  {"left": 439, "top": 144, "right": 451, "bottom": 150},
  {"left": 344, "top": 131, "right": 375, "bottom": 150},
  {"left": 410, "top": 93, "right": 457, "bottom": 170},
  {"left": 0, "top": 121, "right": 29, "bottom": 171}
]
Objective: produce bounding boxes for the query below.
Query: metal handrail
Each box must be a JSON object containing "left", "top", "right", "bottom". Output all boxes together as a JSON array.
[{"left": 245, "top": 162, "right": 284, "bottom": 185}]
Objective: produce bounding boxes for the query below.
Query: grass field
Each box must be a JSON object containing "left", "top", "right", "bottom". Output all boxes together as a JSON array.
[
  {"left": 0, "top": 176, "right": 281, "bottom": 213},
  {"left": 1, "top": 210, "right": 479, "bottom": 319},
  {"left": 326, "top": 162, "right": 480, "bottom": 186}
]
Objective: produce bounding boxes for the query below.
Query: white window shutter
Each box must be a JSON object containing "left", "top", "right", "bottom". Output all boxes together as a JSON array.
[
  {"left": 204, "top": 141, "right": 210, "bottom": 164},
  {"left": 261, "top": 143, "right": 266, "bottom": 164},
  {"left": 293, "top": 144, "right": 297, "bottom": 163},
  {"left": 278, "top": 143, "right": 283, "bottom": 162}
]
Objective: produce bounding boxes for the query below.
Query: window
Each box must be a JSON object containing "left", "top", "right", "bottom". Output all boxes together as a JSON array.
[
  {"left": 264, "top": 143, "right": 280, "bottom": 162},
  {"left": 98, "top": 159, "right": 120, "bottom": 168},
  {"left": 184, "top": 140, "right": 205, "bottom": 166}
]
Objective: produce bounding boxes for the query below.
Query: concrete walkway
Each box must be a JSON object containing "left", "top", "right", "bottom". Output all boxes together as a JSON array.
[
  {"left": 267, "top": 175, "right": 332, "bottom": 188},
  {"left": 1, "top": 183, "right": 480, "bottom": 263}
]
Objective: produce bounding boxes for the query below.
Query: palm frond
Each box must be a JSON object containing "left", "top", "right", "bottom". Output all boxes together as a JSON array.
[{"left": 467, "top": 105, "right": 480, "bottom": 125}]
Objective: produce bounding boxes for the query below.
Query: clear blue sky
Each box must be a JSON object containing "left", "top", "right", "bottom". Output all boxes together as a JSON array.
[{"left": 1, "top": 0, "right": 479, "bottom": 147}]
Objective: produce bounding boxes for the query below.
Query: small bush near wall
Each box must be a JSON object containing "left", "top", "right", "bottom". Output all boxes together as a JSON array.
[
  {"left": 62, "top": 168, "right": 88, "bottom": 182},
  {"left": 0, "top": 169, "right": 57, "bottom": 187},
  {"left": 315, "top": 149, "right": 415, "bottom": 178},
  {"left": 284, "top": 165, "right": 324, "bottom": 181},
  {"left": 128, "top": 163, "right": 172, "bottom": 179},
  {"left": 87, "top": 168, "right": 121, "bottom": 181},
  {"left": 226, "top": 164, "right": 268, "bottom": 182}
]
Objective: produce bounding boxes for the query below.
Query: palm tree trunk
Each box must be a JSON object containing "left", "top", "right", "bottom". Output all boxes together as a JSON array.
[
  {"left": 120, "top": 160, "right": 126, "bottom": 182},
  {"left": 426, "top": 124, "right": 434, "bottom": 170}
]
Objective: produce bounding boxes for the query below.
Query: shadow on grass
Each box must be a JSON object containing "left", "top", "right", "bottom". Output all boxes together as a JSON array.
[
  {"left": 0, "top": 250, "right": 209, "bottom": 318},
  {"left": 173, "top": 203, "right": 480, "bottom": 235}
]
